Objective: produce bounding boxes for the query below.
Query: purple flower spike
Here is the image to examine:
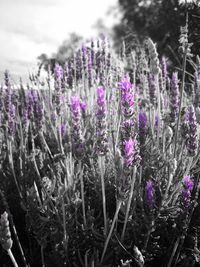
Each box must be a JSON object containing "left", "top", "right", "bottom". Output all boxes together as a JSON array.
[
  {"left": 160, "top": 56, "right": 167, "bottom": 80},
  {"left": 145, "top": 179, "right": 154, "bottom": 207},
  {"left": 186, "top": 105, "right": 198, "bottom": 156},
  {"left": 70, "top": 96, "right": 81, "bottom": 121},
  {"left": 23, "top": 108, "right": 29, "bottom": 134},
  {"left": 60, "top": 123, "right": 67, "bottom": 137},
  {"left": 70, "top": 95, "right": 84, "bottom": 158},
  {"left": 54, "top": 64, "right": 64, "bottom": 80},
  {"left": 70, "top": 96, "right": 80, "bottom": 111},
  {"left": 80, "top": 101, "right": 87, "bottom": 112},
  {"left": 181, "top": 175, "right": 193, "bottom": 208},
  {"left": 139, "top": 111, "right": 147, "bottom": 135},
  {"left": 96, "top": 87, "right": 105, "bottom": 107},
  {"left": 148, "top": 74, "right": 157, "bottom": 106},
  {"left": 120, "top": 83, "right": 135, "bottom": 118},
  {"left": 95, "top": 87, "right": 108, "bottom": 155},
  {"left": 123, "top": 139, "right": 137, "bottom": 168},
  {"left": 35, "top": 102, "right": 44, "bottom": 131},
  {"left": 119, "top": 77, "right": 135, "bottom": 141},
  {"left": 170, "top": 72, "right": 180, "bottom": 122},
  {"left": 118, "top": 77, "right": 132, "bottom": 93},
  {"left": 8, "top": 104, "right": 16, "bottom": 136}
]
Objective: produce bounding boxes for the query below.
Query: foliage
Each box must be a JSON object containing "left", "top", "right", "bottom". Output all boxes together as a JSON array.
[
  {"left": 0, "top": 31, "right": 200, "bottom": 267},
  {"left": 113, "top": 0, "right": 200, "bottom": 66}
]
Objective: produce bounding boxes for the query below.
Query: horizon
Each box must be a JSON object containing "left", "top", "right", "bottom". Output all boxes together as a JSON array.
[{"left": 0, "top": 0, "right": 120, "bottom": 82}]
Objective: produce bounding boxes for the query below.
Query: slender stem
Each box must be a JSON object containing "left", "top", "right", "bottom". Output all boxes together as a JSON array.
[
  {"left": 10, "top": 220, "right": 29, "bottom": 267},
  {"left": 8, "top": 139, "right": 23, "bottom": 201},
  {"left": 62, "top": 197, "right": 68, "bottom": 254},
  {"left": 98, "top": 156, "right": 107, "bottom": 236},
  {"left": 100, "top": 200, "right": 122, "bottom": 264},
  {"left": 143, "top": 224, "right": 153, "bottom": 251},
  {"left": 7, "top": 249, "right": 19, "bottom": 267},
  {"left": 173, "top": 13, "right": 188, "bottom": 157},
  {"left": 121, "top": 166, "right": 136, "bottom": 242},
  {"left": 79, "top": 161, "right": 86, "bottom": 228},
  {"left": 41, "top": 246, "right": 45, "bottom": 267},
  {"left": 156, "top": 74, "right": 161, "bottom": 148}
]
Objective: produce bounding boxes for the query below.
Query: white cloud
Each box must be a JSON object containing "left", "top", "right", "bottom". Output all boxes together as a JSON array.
[{"left": 0, "top": 0, "right": 119, "bottom": 79}]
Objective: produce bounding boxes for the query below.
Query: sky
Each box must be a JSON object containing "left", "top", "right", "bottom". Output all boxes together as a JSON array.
[{"left": 0, "top": 0, "right": 119, "bottom": 80}]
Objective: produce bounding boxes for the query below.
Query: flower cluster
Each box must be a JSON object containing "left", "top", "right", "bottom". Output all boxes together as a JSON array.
[
  {"left": 95, "top": 86, "right": 108, "bottom": 155},
  {"left": 181, "top": 175, "right": 193, "bottom": 208},
  {"left": 182, "top": 105, "right": 198, "bottom": 156},
  {"left": 145, "top": 179, "right": 154, "bottom": 208},
  {"left": 139, "top": 111, "right": 148, "bottom": 144},
  {"left": 70, "top": 95, "right": 85, "bottom": 158},
  {"left": 123, "top": 138, "right": 138, "bottom": 168},
  {"left": 119, "top": 77, "right": 135, "bottom": 140},
  {"left": 169, "top": 72, "right": 180, "bottom": 122}
]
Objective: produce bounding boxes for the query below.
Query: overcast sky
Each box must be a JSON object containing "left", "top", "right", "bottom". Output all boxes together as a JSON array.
[{"left": 0, "top": 0, "right": 119, "bottom": 80}]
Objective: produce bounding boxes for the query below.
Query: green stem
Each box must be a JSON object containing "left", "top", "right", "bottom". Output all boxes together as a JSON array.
[{"left": 100, "top": 200, "right": 122, "bottom": 264}]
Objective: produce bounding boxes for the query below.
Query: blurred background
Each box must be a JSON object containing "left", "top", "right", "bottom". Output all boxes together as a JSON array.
[{"left": 0, "top": 0, "right": 200, "bottom": 81}]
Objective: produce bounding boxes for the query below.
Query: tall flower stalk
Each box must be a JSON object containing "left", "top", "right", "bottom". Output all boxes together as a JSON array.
[
  {"left": 70, "top": 95, "right": 85, "bottom": 158},
  {"left": 173, "top": 12, "right": 189, "bottom": 157},
  {"left": 95, "top": 86, "right": 108, "bottom": 236}
]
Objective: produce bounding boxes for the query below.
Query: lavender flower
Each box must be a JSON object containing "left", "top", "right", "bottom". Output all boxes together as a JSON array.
[
  {"left": 75, "top": 49, "right": 82, "bottom": 81},
  {"left": 27, "top": 90, "right": 34, "bottom": 120},
  {"left": 118, "top": 77, "right": 132, "bottom": 94},
  {"left": 60, "top": 123, "right": 67, "bottom": 137},
  {"left": 148, "top": 74, "right": 157, "bottom": 106},
  {"left": 35, "top": 102, "right": 44, "bottom": 131},
  {"left": 170, "top": 72, "right": 180, "bottom": 122},
  {"left": 4, "top": 85, "right": 12, "bottom": 114},
  {"left": 119, "top": 77, "right": 135, "bottom": 141},
  {"left": 80, "top": 101, "right": 87, "bottom": 112},
  {"left": 145, "top": 179, "right": 154, "bottom": 207},
  {"left": 54, "top": 64, "right": 64, "bottom": 81},
  {"left": 90, "top": 39, "right": 95, "bottom": 67},
  {"left": 139, "top": 111, "right": 148, "bottom": 137},
  {"left": 139, "top": 111, "right": 148, "bottom": 151},
  {"left": 8, "top": 104, "right": 16, "bottom": 136},
  {"left": 66, "top": 60, "right": 73, "bottom": 88},
  {"left": 123, "top": 138, "right": 137, "bottom": 168},
  {"left": 54, "top": 64, "right": 64, "bottom": 115},
  {"left": 95, "top": 87, "right": 108, "bottom": 155},
  {"left": 160, "top": 56, "right": 167, "bottom": 91},
  {"left": 186, "top": 105, "right": 198, "bottom": 156},
  {"left": 160, "top": 56, "right": 167, "bottom": 81},
  {"left": 22, "top": 108, "right": 29, "bottom": 135},
  {"left": 181, "top": 175, "right": 193, "bottom": 208},
  {"left": 4, "top": 79, "right": 15, "bottom": 136},
  {"left": 87, "top": 51, "right": 93, "bottom": 88},
  {"left": 70, "top": 96, "right": 80, "bottom": 119},
  {"left": 70, "top": 95, "right": 84, "bottom": 158},
  {"left": 119, "top": 77, "right": 134, "bottom": 119}
]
